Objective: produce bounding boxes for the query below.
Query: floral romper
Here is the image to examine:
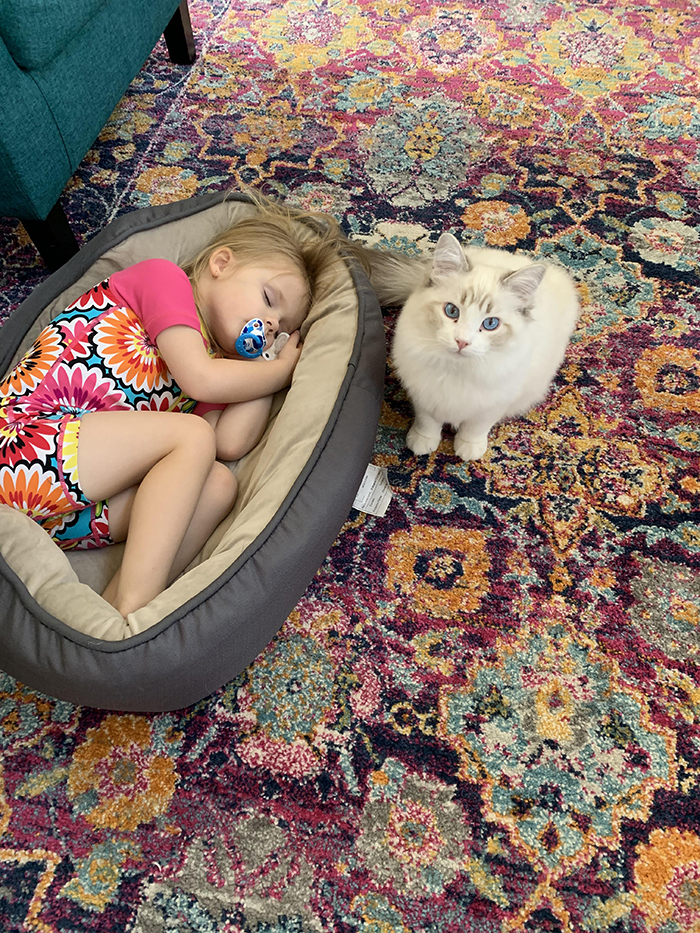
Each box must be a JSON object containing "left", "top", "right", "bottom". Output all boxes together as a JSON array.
[{"left": 0, "top": 268, "right": 199, "bottom": 550}]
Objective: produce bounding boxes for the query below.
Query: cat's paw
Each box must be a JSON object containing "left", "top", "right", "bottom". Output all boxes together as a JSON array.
[
  {"left": 407, "top": 425, "right": 441, "bottom": 456},
  {"left": 454, "top": 434, "right": 488, "bottom": 461}
]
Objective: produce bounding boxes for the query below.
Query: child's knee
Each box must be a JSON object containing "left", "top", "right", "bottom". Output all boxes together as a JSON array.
[
  {"left": 209, "top": 461, "right": 238, "bottom": 509},
  {"left": 179, "top": 414, "right": 217, "bottom": 461},
  {"left": 216, "top": 430, "right": 260, "bottom": 462}
]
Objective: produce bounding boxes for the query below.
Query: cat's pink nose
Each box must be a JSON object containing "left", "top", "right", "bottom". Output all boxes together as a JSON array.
[{"left": 456, "top": 339, "right": 469, "bottom": 351}]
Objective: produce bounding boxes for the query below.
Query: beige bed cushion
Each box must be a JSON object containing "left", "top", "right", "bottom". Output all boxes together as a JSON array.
[{"left": 0, "top": 200, "right": 358, "bottom": 640}]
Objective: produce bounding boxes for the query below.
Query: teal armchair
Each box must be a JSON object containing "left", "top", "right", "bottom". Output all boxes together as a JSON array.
[{"left": 0, "top": 0, "right": 196, "bottom": 270}]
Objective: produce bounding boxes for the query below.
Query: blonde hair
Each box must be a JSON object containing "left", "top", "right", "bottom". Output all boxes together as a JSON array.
[{"left": 183, "top": 189, "right": 353, "bottom": 352}]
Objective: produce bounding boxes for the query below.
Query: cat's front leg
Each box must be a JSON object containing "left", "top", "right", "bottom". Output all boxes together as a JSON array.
[
  {"left": 454, "top": 419, "right": 493, "bottom": 461},
  {"left": 406, "top": 408, "right": 443, "bottom": 456}
]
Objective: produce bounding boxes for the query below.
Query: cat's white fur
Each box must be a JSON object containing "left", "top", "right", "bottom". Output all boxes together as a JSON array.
[{"left": 390, "top": 233, "right": 580, "bottom": 461}]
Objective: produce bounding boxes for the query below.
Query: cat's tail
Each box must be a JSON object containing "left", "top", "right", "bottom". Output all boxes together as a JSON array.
[{"left": 343, "top": 243, "right": 429, "bottom": 307}]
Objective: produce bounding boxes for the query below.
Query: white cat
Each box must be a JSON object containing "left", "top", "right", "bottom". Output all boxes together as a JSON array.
[{"left": 378, "top": 233, "right": 580, "bottom": 461}]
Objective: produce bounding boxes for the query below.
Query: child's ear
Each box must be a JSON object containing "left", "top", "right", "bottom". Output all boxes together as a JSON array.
[{"left": 209, "top": 247, "right": 234, "bottom": 278}]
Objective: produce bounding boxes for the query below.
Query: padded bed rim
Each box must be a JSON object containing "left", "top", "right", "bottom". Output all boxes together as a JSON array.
[{"left": 0, "top": 192, "right": 385, "bottom": 711}]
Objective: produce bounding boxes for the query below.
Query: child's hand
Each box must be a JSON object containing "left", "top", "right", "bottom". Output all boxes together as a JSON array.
[{"left": 277, "top": 330, "right": 302, "bottom": 378}]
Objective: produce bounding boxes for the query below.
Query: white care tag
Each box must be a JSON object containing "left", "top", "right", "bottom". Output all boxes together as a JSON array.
[{"left": 353, "top": 463, "right": 392, "bottom": 517}]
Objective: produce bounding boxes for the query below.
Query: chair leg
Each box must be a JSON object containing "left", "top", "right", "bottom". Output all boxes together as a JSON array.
[
  {"left": 164, "top": 0, "right": 197, "bottom": 65},
  {"left": 21, "top": 202, "right": 80, "bottom": 272}
]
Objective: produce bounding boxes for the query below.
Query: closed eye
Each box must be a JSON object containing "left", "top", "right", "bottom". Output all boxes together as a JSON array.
[
  {"left": 263, "top": 289, "right": 272, "bottom": 307},
  {"left": 481, "top": 317, "right": 500, "bottom": 331}
]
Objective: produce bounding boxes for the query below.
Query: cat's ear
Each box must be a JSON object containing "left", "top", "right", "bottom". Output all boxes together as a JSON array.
[
  {"left": 431, "top": 233, "right": 469, "bottom": 280},
  {"left": 501, "top": 264, "right": 546, "bottom": 302}
]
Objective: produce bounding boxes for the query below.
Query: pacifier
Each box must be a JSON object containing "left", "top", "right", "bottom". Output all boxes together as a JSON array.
[
  {"left": 234, "top": 318, "right": 267, "bottom": 359},
  {"left": 262, "top": 333, "right": 290, "bottom": 361}
]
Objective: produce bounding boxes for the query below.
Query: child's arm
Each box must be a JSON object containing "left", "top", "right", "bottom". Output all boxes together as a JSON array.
[
  {"left": 156, "top": 326, "right": 302, "bottom": 404},
  {"left": 202, "top": 396, "right": 274, "bottom": 461}
]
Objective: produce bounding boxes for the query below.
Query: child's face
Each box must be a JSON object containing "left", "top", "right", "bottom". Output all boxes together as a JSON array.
[{"left": 202, "top": 249, "right": 309, "bottom": 357}]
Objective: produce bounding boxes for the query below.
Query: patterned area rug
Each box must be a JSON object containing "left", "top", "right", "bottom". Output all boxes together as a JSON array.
[{"left": 1, "top": 1, "right": 700, "bottom": 930}]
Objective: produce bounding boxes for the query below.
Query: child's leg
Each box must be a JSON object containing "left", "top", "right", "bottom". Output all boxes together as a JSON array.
[
  {"left": 210, "top": 396, "right": 274, "bottom": 461},
  {"left": 102, "top": 462, "right": 237, "bottom": 603},
  {"left": 77, "top": 410, "right": 221, "bottom": 617}
]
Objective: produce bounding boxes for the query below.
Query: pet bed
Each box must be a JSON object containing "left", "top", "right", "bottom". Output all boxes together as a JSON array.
[{"left": 0, "top": 191, "right": 385, "bottom": 711}]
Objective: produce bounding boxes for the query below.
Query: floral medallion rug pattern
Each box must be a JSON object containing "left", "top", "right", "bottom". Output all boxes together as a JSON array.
[{"left": 1, "top": 1, "right": 699, "bottom": 931}]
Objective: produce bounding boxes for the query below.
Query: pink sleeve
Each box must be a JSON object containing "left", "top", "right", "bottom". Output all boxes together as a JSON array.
[
  {"left": 110, "top": 259, "right": 226, "bottom": 416},
  {"left": 109, "top": 258, "right": 202, "bottom": 342}
]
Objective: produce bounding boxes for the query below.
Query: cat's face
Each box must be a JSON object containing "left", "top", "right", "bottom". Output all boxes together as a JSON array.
[
  {"left": 420, "top": 272, "right": 527, "bottom": 359},
  {"left": 409, "top": 233, "right": 546, "bottom": 360}
]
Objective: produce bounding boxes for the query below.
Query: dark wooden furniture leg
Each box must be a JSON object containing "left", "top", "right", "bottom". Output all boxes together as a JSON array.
[
  {"left": 164, "top": 0, "right": 197, "bottom": 64},
  {"left": 21, "top": 202, "right": 80, "bottom": 272}
]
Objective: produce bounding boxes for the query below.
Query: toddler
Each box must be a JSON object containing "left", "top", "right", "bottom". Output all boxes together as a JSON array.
[{"left": 0, "top": 195, "right": 345, "bottom": 618}]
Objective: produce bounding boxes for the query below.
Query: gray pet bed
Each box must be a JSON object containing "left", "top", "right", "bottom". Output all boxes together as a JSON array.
[{"left": 0, "top": 192, "right": 384, "bottom": 711}]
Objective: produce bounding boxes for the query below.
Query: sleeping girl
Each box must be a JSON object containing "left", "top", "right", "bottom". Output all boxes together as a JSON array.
[{"left": 0, "top": 196, "right": 345, "bottom": 618}]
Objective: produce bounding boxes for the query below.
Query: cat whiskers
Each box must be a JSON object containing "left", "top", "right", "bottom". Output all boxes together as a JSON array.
[
  {"left": 453, "top": 344, "right": 486, "bottom": 365},
  {"left": 465, "top": 350, "right": 490, "bottom": 376}
]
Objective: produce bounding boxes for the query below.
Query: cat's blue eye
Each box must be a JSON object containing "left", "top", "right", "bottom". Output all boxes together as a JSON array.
[
  {"left": 444, "top": 302, "right": 460, "bottom": 320},
  {"left": 482, "top": 317, "right": 500, "bottom": 331}
]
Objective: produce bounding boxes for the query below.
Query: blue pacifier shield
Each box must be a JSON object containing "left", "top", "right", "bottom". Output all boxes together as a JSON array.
[{"left": 235, "top": 318, "right": 266, "bottom": 359}]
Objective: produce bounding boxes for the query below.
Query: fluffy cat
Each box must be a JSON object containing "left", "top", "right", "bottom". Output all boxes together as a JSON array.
[{"left": 367, "top": 233, "right": 580, "bottom": 461}]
